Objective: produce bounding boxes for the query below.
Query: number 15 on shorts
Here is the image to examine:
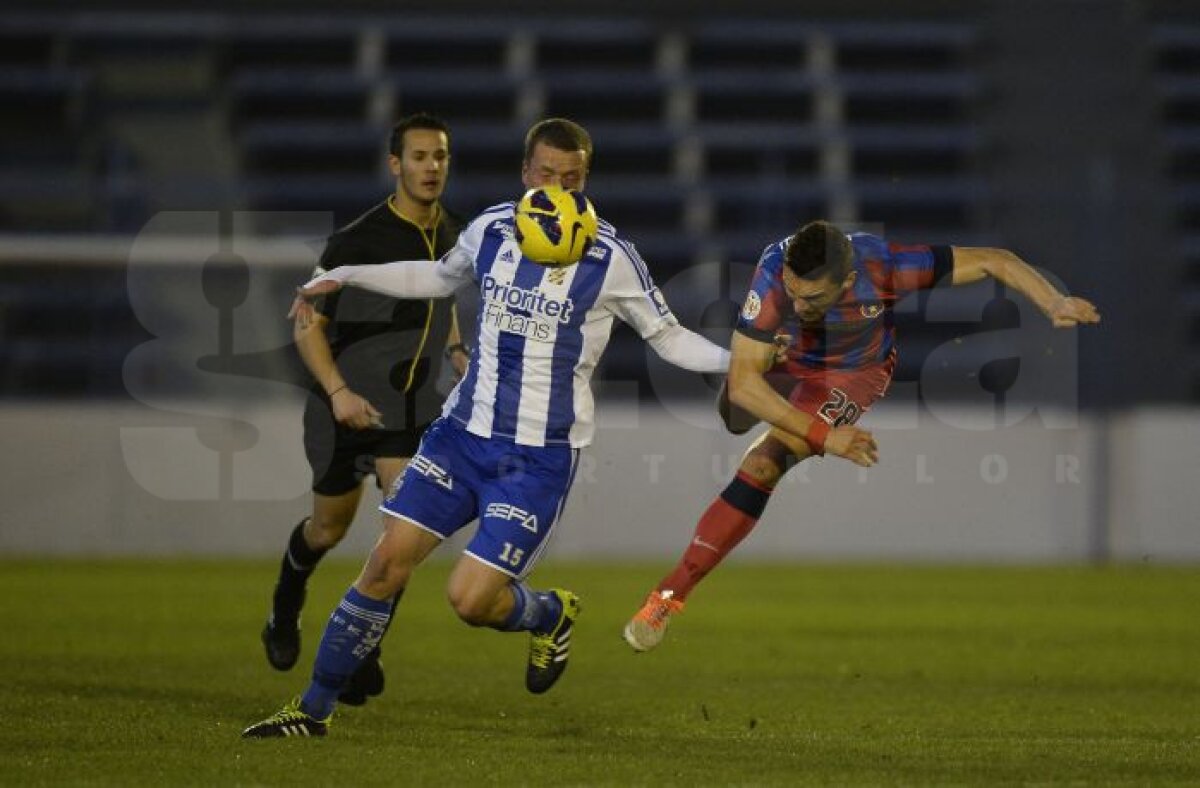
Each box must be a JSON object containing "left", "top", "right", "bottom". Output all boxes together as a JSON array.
[{"left": 499, "top": 542, "right": 525, "bottom": 567}]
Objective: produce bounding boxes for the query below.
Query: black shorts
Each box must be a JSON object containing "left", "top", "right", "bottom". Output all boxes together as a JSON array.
[{"left": 303, "top": 398, "right": 428, "bottom": 497}]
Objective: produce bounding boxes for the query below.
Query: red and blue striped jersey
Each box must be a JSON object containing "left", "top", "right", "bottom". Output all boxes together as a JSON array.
[{"left": 735, "top": 232, "right": 954, "bottom": 370}]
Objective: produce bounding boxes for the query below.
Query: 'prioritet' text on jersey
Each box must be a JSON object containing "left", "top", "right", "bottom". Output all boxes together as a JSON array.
[{"left": 481, "top": 272, "right": 576, "bottom": 343}]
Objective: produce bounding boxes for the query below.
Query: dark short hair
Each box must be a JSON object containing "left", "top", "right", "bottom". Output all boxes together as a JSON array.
[
  {"left": 523, "top": 118, "right": 593, "bottom": 167},
  {"left": 389, "top": 113, "right": 451, "bottom": 157},
  {"left": 784, "top": 220, "right": 853, "bottom": 281}
]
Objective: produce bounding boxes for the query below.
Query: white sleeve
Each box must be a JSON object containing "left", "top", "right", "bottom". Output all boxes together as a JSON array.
[
  {"left": 646, "top": 323, "right": 731, "bottom": 373},
  {"left": 605, "top": 240, "right": 678, "bottom": 338},
  {"left": 307, "top": 257, "right": 467, "bottom": 298},
  {"left": 305, "top": 219, "right": 481, "bottom": 298}
]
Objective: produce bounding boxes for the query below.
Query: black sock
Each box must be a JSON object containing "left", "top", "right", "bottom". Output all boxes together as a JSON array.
[{"left": 271, "top": 519, "right": 328, "bottom": 621}]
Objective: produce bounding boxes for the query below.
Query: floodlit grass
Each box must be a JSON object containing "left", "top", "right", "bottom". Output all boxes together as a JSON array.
[{"left": 1, "top": 559, "right": 1197, "bottom": 785}]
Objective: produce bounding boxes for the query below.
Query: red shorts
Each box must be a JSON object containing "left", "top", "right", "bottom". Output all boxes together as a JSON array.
[
  {"left": 719, "top": 351, "right": 895, "bottom": 434},
  {"left": 778, "top": 353, "right": 895, "bottom": 426}
]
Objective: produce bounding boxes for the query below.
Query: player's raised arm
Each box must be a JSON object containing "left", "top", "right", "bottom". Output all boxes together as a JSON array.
[{"left": 948, "top": 247, "right": 1101, "bottom": 327}]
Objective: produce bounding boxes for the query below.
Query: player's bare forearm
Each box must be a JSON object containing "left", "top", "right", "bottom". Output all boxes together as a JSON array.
[
  {"left": 729, "top": 368, "right": 814, "bottom": 442},
  {"left": 951, "top": 247, "right": 1101, "bottom": 327},
  {"left": 727, "top": 334, "right": 822, "bottom": 441},
  {"left": 293, "top": 313, "right": 344, "bottom": 395},
  {"left": 727, "top": 333, "right": 878, "bottom": 467},
  {"left": 446, "top": 303, "right": 469, "bottom": 376},
  {"left": 293, "top": 312, "right": 382, "bottom": 429}
]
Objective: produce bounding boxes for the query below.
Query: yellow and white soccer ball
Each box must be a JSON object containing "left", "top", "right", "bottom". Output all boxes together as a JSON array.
[{"left": 514, "top": 186, "right": 599, "bottom": 266}]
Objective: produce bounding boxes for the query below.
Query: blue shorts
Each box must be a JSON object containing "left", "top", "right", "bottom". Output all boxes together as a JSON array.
[{"left": 380, "top": 418, "right": 580, "bottom": 579}]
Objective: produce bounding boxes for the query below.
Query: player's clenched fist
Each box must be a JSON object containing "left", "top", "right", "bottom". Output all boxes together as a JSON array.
[
  {"left": 1048, "top": 296, "right": 1101, "bottom": 328},
  {"left": 330, "top": 388, "right": 384, "bottom": 430},
  {"left": 823, "top": 425, "right": 879, "bottom": 467}
]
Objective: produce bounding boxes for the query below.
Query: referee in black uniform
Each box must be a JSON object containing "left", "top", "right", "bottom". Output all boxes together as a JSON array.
[{"left": 262, "top": 114, "right": 468, "bottom": 706}]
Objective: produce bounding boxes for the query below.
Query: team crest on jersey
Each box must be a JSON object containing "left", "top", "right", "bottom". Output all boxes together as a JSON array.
[
  {"left": 546, "top": 266, "right": 568, "bottom": 286},
  {"left": 742, "top": 291, "right": 762, "bottom": 321},
  {"left": 490, "top": 219, "right": 515, "bottom": 241},
  {"left": 860, "top": 304, "right": 884, "bottom": 319}
]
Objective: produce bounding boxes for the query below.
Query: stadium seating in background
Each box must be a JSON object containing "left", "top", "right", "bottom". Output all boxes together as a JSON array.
[
  {"left": 0, "top": 265, "right": 150, "bottom": 397},
  {"left": 0, "top": 11, "right": 994, "bottom": 399},
  {"left": 1153, "top": 23, "right": 1200, "bottom": 397},
  {"left": 0, "top": 13, "right": 988, "bottom": 244},
  {"left": 0, "top": 68, "right": 97, "bottom": 231}
]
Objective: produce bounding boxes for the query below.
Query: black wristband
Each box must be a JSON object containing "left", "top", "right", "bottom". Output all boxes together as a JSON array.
[{"left": 444, "top": 343, "right": 470, "bottom": 360}]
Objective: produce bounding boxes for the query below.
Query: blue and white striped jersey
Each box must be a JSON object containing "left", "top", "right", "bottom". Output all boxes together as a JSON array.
[{"left": 437, "top": 201, "right": 677, "bottom": 448}]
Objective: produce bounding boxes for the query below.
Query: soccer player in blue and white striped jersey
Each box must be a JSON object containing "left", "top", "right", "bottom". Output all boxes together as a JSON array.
[{"left": 243, "top": 119, "right": 730, "bottom": 738}]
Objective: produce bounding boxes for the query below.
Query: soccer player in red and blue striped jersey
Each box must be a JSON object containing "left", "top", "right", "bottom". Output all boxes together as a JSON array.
[{"left": 624, "top": 220, "right": 1100, "bottom": 651}]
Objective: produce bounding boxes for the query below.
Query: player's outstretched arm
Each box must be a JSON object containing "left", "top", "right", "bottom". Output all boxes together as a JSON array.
[
  {"left": 949, "top": 247, "right": 1101, "bottom": 327},
  {"left": 287, "top": 258, "right": 471, "bottom": 327},
  {"left": 307, "top": 259, "right": 464, "bottom": 299},
  {"left": 645, "top": 324, "right": 730, "bottom": 373},
  {"left": 727, "top": 333, "right": 878, "bottom": 467}
]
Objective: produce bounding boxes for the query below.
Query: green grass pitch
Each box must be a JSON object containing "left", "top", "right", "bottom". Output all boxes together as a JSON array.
[{"left": 1, "top": 558, "right": 1197, "bottom": 785}]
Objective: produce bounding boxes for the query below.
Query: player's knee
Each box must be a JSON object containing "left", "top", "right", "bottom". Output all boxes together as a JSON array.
[
  {"left": 740, "top": 451, "right": 786, "bottom": 487},
  {"left": 357, "top": 546, "right": 412, "bottom": 598},
  {"left": 446, "top": 586, "right": 494, "bottom": 627},
  {"left": 305, "top": 515, "right": 351, "bottom": 551}
]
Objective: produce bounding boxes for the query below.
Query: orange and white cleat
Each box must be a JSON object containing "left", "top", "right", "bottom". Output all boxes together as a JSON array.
[{"left": 623, "top": 590, "right": 685, "bottom": 652}]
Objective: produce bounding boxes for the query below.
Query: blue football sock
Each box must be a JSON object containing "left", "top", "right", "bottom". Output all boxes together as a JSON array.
[
  {"left": 498, "top": 582, "right": 562, "bottom": 633},
  {"left": 300, "top": 587, "right": 391, "bottom": 719}
]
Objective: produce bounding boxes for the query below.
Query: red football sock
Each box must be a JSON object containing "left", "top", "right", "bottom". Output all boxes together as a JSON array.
[{"left": 656, "top": 472, "right": 774, "bottom": 601}]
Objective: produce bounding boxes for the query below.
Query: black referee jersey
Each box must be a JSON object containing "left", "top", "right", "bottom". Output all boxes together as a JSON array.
[{"left": 313, "top": 197, "right": 464, "bottom": 430}]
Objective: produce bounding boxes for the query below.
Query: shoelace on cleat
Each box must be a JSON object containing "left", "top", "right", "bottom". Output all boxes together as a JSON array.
[
  {"left": 263, "top": 698, "right": 328, "bottom": 727},
  {"left": 529, "top": 633, "right": 554, "bottom": 669},
  {"left": 638, "top": 596, "right": 682, "bottom": 629}
]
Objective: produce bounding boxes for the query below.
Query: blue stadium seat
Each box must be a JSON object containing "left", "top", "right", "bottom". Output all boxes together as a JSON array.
[
  {"left": 229, "top": 70, "right": 372, "bottom": 127},
  {"left": 825, "top": 20, "right": 977, "bottom": 74},
  {"left": 530, "top": 19, "right": 658, "bottom": 73},
  {"left": 384, "top": 19, "right": 511, "bottom": 71},
  {"left": 220, "top": 24, "right": 358, "bottom": 74},
  {"left": 445, "top": 123, "right": 526, "bottom": 183},
  {"left": 0, "top": 68, "right": 96, "bottom": 230},
  {"left": 238, "top": 122, "right": 381, "bottom": 179},
  {"left": 390, "top": 70, "right": 520, "bottom": 125},
  {"left": 689, "top": 20, "right": 813, "bottom": 73},
  {"left": 240, "top": 174, "right": 384, "bottom": 234},
  {"left": 840, "top": 72, "right": 980, "bottom": 128},
  {"left": 699, "top": 124, "right": 822, "bottom": 180},
  {"left": 581, "top": 123, "right": 678, "bottom": 178},
  {"left": 849, "top": 127, "right": 981, "bottom": 179},
  {"left": 856, "top": 179, "right": 987, "bottom": 235},
  {"left": 0, "top": 265, "right": 147, "bottom": 397},
  {"left": 692, "top": 72, "right": 816, "bottom": 124},
  {"left": 586, "top": 179, "right": 687, "bottom": 238},
  {"left": 543, "top": 71, "right": 669, "bottom": 125}
]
